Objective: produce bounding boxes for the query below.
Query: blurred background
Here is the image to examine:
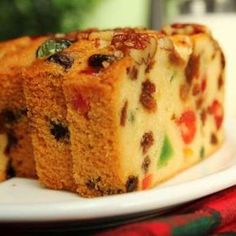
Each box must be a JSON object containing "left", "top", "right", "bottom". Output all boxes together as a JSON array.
[{"left": 0, "top": 0, "right": 235, "bottom": 119}]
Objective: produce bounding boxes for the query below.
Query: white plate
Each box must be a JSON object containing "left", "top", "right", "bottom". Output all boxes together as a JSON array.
[{"left": 0, "top": 119, "right": 236, "bottom": 223}]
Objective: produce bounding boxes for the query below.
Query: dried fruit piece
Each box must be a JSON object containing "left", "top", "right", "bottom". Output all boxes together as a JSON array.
[
  {"left": 86, "top": 177, "right": 101, "bottom": 190},
  {"left": 140, "top": 80, "right": 157, "bottom": 112},
  {"left": 50, "top": 120, "right": 70, "bottom": 142},
  {"left": 211, "top": 133, "right": 218, "bottom": 145},
  {"left": 1, "top": 109, "right": 27, "bottom": 126},
  {"left": 200, "top": 146, "right": 205, "bottom": 159},
  {"left": 192, "top": 83, "right": 201, "bottom": 96},
  {"left": 142, "top": 174, "right": 153, "bottom": 190},
  {"left": 127, "top": 66, "right": 138, "bottom": 80},
  {"left": 140, "top": 131, "right": 154, "bottom": 154},
  {"left": 177, "top": 110, "right": 196, "bottom": 144},
  {"left": 208, "top": 100, "right": 223, "bottom": 130},
  {"left": 158, "top": 135, "right": 173, "bottom": 167},
  {"left": 72, "top": 92, "right": 90, "bottom": 118},
  {"left": 120, "top": 101, "right": 128, "bottom": 126},
  {"left": 142, "top": 156, "right": 151, "bottom": 174},
  {"left": 200, "top": 109, "right": 207, "bottom": 125},
  {"left": 88, "top": 54, "right": 115, "bottom": 70},
  {"left": 126, "top": 175, "right": 138, "bottom": 192},
  {"left": 36, "top": 39, "right": 72, "bottom": 58},
  {"left": 5, "top": 131, "right": 18, "bottom": 154},
  {"left": 47, "top": 52, "right": 74, "bottom": 69},
  {"left": 185, "top": 54, "right": 200, "bottom": 84}
]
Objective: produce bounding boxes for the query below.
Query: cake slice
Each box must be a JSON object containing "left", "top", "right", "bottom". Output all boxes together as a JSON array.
[
  {"left": 0, "top": 36, "right": 47, "bottom": 180},
  {"left": 63, "top": 25, "right": 224, "bottom": 197},
  {"left": 23, "top": 33, "right": 85, "bottom": 191}
]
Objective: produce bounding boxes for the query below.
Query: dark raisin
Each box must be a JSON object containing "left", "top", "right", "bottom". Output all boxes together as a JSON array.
[
  {"left": 50, "top": 121, "right": 70, "bottom": 142},
  {"left": 88, "top": 54, "right": 115, "bottom": 69},
  {"left": 127, "top": 66, "right": 138, "bottom": 80},
  {"left": 140, "top": 132, "right": 154, "bottom": 154},
  {"left": 140, "top": 80, "right": 156, "bottom": 112},
  {"left": 7, "top": 160, "right": 15, "bottom": 178},
  {"left": 142, "top": 156, "right": 151, "bottom": 174},
  {"left": 85, "top": 177, "right": 101, "bottom": 190},
  {"left": 126, "top": 175, "right": 138, "bottom": 192},
  {"left": 120, "top": 101, "right": 128, "bottom": 126},
  {"left": 1, "top": 109, "right": 27, "bottom": 125},
  {"left": 5, "top": 131, "right": 18, "bottom": 154},
  {"left": 47, "top": 52, "right": 74, "bottom": 69},
  {"left": 211, "top": 133, "right": 218, "bottom": 145}
]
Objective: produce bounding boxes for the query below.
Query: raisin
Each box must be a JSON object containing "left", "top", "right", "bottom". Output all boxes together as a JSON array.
[
  {"left": 7, "top": 160, "right": 15, "bottom": 178},
  {"left": 196, "top": 98, "right": 203, "bottom": 109},
  {"left": 218, "top": 73, "right": 224, "bottom": 90},
  {"left": 211, "top": 133, "right": 218, "bottom": 145},
  {"left": 145, "top": 60, "right": 155, "bottom": 73},
  {"left": 140, "top": 131, "right": 154, "bottom": 154},
  {"left": 142, "top": 156, "right": 151, "bottom": 174},
  {"left": 5, "top": 131, "right": 18, "bottom": 154},
  {"left": 221, "top": 51, "right": 226, "bottom": 69},
  {"left": 185, "top": 54, "right": 200, "bottom": 84},
  {"left": 50, "top": 121, "right": 70, "bottom": 142},
  {"left": 140, "top": 80, "right": 156, "bottom": 112},
  {"left": 88, "top": 54, "right": 115, "bottom": 70},
  {"left": 127, "top": 66, "right": 138, "bottom": 80},
  {"left": 47, "top": 52, "right": 74, "bottom": 69},
  {"left": 120, "top": 101, "right": 128, "bottom": 126},
  {"left": 86, "top": 177, "right": 101, "bottom": 190},
  {"left": 192, "top": 83, "right": 201, "bottom": 96},
  {"left": 1, "top": 109, "right": 27, "bottom": 126},
  {"left": 200, "top": 109, "right": 207, "bottom": 125},
  {"left": 126, "top": 175, "right": 138, "bottom": 192}
]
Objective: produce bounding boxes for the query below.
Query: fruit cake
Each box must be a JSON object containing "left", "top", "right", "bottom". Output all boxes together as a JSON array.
[
  {"left": 63, "top": 25, "right": 224, "bottom": 197},
  {"left": 23, "top": 24, "right": 224, "bottom": 197},
  {"left": 0, "top": 36, "right": 48, "bottom": 180}
]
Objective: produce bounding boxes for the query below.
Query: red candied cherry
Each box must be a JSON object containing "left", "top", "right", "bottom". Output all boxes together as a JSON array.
[
  {"left": 208, "top": 100, "right": 223, "bottom": 129},
  {"left": 177, "top": 110, "right": 197, "bottom": 144},
  {"left": 72, "top": 92, "right": 90, "bottom": 118},
  {"left": 142, "top": 174, "right": 153, "bottom": 190}
]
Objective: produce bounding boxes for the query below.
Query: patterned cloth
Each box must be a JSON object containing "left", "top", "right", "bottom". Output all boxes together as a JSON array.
[{"left": 98, "top": 186, "right": 236, "bottom": 236}]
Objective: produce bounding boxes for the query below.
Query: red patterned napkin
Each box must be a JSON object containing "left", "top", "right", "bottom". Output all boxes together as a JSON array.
[{"left": 98, "top": 186, "right": 236, "bottom": 236}]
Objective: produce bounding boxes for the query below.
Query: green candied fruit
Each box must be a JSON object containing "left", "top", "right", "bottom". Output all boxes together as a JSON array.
[
  {"left": 158, "top": 135, "right": 174, "bottom": 167},
  {"left": 36, "top": 39, "right": 72, "bottom": 58},
  {"left": 200, "top": 146, "right": 205, "bottom": 159}
]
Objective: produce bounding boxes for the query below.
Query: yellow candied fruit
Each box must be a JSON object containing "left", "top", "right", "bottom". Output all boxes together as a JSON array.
[{"left": 183, "top": 147, "right": 193, "bottom": 157}]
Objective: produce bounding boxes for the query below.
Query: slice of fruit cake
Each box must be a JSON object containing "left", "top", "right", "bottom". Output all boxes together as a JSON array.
[{"left": 63, "top": 25, "right": 224, "bottom": 197}]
